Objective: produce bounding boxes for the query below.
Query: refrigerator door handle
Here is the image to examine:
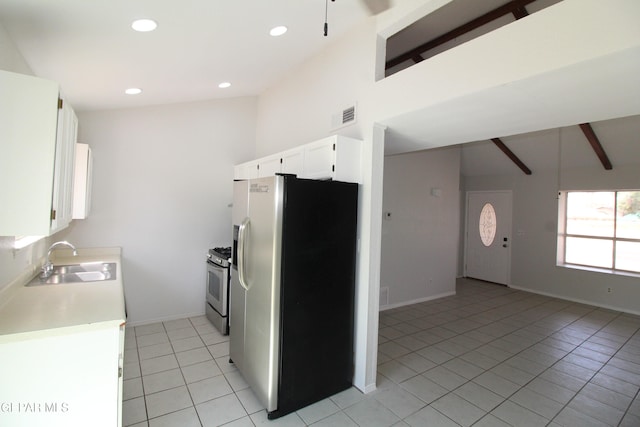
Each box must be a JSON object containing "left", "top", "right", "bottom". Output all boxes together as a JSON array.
[{"left": 237, "top": 217, "right": 250, "bottom": 291}]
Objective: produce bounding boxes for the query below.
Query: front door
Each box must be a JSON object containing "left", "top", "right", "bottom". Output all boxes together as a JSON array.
[{"left": 465, "top": 191, "right": 512, "bottom": 285}]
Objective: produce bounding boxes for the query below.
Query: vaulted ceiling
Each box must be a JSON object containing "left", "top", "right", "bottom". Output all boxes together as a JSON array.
[
  {"left": 377, "top": 0, "right": 639, "bottom": 174},
  {"left": 2, "top": 0, "right": 638, "bottom": 174},
  {"left": 460, "top": 115, "right": 640, "bottom": 177},
  {"left": 0, "top": 0, "right": 374, "bottom": 111}
]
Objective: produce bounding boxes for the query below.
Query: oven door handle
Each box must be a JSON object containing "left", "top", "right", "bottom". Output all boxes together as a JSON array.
[{"left": 237, "top": 217, "right": 250, "bottom": 291}]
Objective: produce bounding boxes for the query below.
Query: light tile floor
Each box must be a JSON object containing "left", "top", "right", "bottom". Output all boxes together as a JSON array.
[{"left": 122, "top": 278, "right": 640, "bottom": 426}]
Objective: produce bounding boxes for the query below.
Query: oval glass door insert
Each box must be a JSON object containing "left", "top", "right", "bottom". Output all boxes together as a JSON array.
[{"left": 479, "top": 203, "right": 497, "bottom": 246}]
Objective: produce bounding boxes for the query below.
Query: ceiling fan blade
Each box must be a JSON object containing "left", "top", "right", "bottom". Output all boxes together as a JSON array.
[{"left": 361, "top": 0, "right": 392, "bottom": 15}]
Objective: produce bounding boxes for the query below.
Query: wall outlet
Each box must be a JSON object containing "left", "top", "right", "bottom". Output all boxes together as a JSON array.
[{"left": 607, "top": 287, "right": 612, "bottom": 293}]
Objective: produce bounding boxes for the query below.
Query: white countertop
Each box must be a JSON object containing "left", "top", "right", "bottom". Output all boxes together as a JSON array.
[{"left": 0, "top": 247, "right": 126, "bottom": 343}]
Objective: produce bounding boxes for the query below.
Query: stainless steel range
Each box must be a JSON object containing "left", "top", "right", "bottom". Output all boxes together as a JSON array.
[{"left": 206, "top": 246, "right": 231, "bottom": 335}]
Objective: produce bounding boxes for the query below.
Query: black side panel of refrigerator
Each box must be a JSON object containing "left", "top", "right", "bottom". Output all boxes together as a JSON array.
[{"left": 270, "top": 176, "right": 358, "bottom": 419}]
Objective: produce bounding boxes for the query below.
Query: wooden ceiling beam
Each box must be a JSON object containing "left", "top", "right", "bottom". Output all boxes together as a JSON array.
[
  {"left": 579, "top": 123, "right": 613, "bottom": 170},
  {"left": 411, "top": 54, "right": 425, "bottom": 64},
  {"left": 512, "top": 4, "right": 530, "bottom": 19},
  {"left": 491, "top": 138, "right": 532, "bottom": 175},
  {"left": 386, "top": 0, "right": 536, "bottom": 70}
]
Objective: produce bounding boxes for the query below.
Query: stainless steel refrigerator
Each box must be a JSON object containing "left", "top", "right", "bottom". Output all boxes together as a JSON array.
[{"left": 230, "top": 174, "right": 358, "bottom": 419}]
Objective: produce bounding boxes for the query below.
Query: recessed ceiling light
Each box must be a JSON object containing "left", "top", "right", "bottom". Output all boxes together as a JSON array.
[
  {"left": 131, "top": 19, "right": 158, "bottom": 32},
  {"left": 125, "top": 88, "right": 142, "bottom": 95},
  {"left": 218, "top": 82, "right": 231, "bottom": 89},
  {"left": 269, "top": 26, "right": 288, "bottom": 37}
]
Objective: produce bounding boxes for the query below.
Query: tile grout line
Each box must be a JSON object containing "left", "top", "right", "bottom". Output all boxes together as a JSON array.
[
  {"left": 618, "top": 387, "right": 640, "bottom": 427},
  {"left": 477, "top": 301, "right": 636, "bottom": 426},
  {"left": 182, "top": 317, "right": 205, "bottom": 427},
  {"left": 382, "top": 283, "right": 639, "bottom": 427},
  {"left": 381, "top": 289, "right": 561, "bottom": 424},
  {"left": 525, "top": 310, "right": 625, "bottom": 426},
  {"left": 126, "top": 281, "right": 639, "bottom": 427}
]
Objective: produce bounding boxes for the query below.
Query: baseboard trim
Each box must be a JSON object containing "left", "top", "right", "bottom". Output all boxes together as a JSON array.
[
  {"left": 126, "top": 310, "right": 206, "bottom": 327},
  {"left": 357, "top": 382, "right": 377, "bottom": 394},
  {"left": 379, "top": 291, "right": 456, "bottom": 312},
  {"left": 508, "top": 285, "right": 640, "bottom": 317}
]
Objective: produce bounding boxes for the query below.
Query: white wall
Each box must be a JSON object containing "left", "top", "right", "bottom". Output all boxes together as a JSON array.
[
  {"left": 0, "top": 23, "right": 32, "bottom": 76},
  {"left": 463, "top": 121, "right": 640, "bottom": 315},
  {"left": 58, "top": 98, "right": 257, "bottom": 324},
  {"left": 374, "top": 0, "right": 640, "bottom": 153},
  {"left": 251, "top": 0, "right": 640, "bottom": 394},
  {"left": 381, "top": 146, "right": 460, "bottom": 308},
  {"left": 4, "top": 0, "right": 638, "bottom": 397},
  {"left": 255, "top": 19, "right": 378, "bottom": 155},
  {"left": 254, "top": 17, "right": 385, "bottom": 393}
]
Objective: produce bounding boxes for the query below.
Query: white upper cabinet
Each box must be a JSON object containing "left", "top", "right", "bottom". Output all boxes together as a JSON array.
[
  {"left": 234, "top": 135, "right": 361, "bottom": 183},
  {"left": 72, "top": 143, "right": 93, "bottom": 219},
  {"left": 234, "top": 160, "right": 259, "bottom": 180},
  {"left": 280, "top": 149, "right": 303, "bottom": 176},
  {"left": 0, "top": 70, "right": 77, "bottom": 236},
  {"left": 300, "top": 135, "right": 362, "bottom": 183},
  {"left": 50, "top": 97, "right": 78, "bottom": 233},
  {"left": 257, "top": 155, "right": 282, "bottom": 177}
]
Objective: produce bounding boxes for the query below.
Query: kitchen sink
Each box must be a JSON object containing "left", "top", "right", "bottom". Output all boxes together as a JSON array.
[{"left": 27, "top": 262, "right": 117, "bottom": 286}]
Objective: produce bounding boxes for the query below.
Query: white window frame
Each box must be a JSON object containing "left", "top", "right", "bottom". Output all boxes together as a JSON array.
[{"left": 557, "top": 190, "right": 640, "bottom": 276}]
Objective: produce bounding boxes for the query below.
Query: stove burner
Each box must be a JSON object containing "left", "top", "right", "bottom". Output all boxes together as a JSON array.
[
  {"left": 209, "top": 246, "right": 232, "bottom": 260},
  {"left": 213, "top": 246, "right": 231, "bottom": 257}
]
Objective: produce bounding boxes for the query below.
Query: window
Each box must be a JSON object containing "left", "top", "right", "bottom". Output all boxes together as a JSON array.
[
  {"left": 558, "top": 191, "right": 640, "bottom": 274},
  {"left": 479, "top": 203, "right": 497, "bottom": 247}
]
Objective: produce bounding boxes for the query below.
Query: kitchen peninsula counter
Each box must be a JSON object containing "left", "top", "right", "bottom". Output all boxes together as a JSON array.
[
  {"left": 0, "top": 246, "right": 125, "bottom": 341},
  {"left": 0, "top": 247, "right": 126, "bottom": 427}
]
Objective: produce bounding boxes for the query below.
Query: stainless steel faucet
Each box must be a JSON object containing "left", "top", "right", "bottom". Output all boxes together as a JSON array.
[{"left": 40, "top": 241, "right": 78, "bottom": 279}]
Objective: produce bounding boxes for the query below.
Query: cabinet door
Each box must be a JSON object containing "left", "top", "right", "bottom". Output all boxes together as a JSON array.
[
  {"left": 234, "top": 161, "right": 259, "bottom": 180},
  {"left": 257, "top": 156, "right": 281, "bottom": 177},
  {"left": 281, "top": 149, "right": 303, "bottom": 176},
  {"left": 0, "top": 326, "right": 123, "bottom": 426},
  {"left": 234, "top": 163, "right": 248, "bottom": 180},
  {"left": 302, "top": 137, "right": 336, "bottom": 180},
  {"left": 73, "top": 143, "right": 92, "bottom": 219},
  {"left": 50, "top": 99, "right": 78, "bottom": 233},
  {"left": 333, "top": 136, "right": 363, "bottom": 184},
  {"left": 0, "top": 70, "right": 60, "bottom": 236},
  {"left": 117, "top": 324, "right": 126, "bottom": 427}
]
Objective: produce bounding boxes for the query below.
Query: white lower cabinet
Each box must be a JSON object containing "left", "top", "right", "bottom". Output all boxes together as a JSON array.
[
  {"left": 234, "top": 135, "right": 361, "bottom": 183},
  {"left": 0, "top": 324, "right": 125, "bottom": 427}
]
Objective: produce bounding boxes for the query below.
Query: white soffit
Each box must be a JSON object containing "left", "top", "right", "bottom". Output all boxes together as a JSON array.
[
  {"left": 376, "top": 0, "right": 640, "bottom": 154},
  {"left": 383, "top": 45, "right": 640, "bottom": 154}
]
